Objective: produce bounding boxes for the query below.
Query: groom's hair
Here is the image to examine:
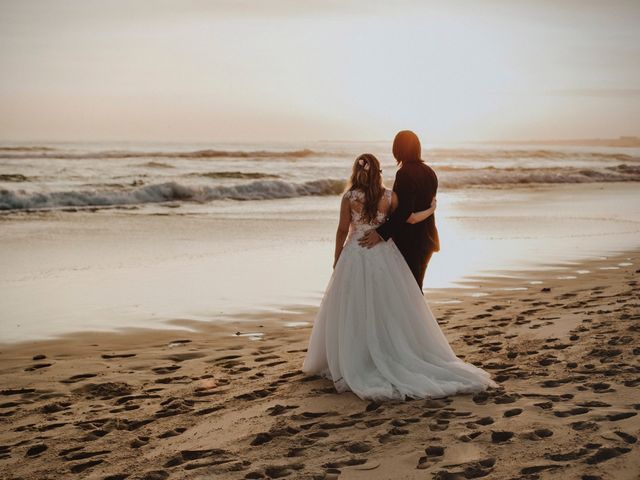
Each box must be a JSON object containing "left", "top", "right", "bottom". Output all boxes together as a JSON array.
[{"left": 393, "top": 130, "right": 422, "bottom": 164}]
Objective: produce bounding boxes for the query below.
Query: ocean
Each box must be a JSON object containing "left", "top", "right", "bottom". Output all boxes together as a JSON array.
[{"left": 1, "top": 141, "right": 639, "bottom": 212}]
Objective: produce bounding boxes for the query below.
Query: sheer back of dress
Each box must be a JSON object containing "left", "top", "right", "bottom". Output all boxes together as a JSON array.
[{"left": 344, "top": 188, "right": 392, "bottom": 241}]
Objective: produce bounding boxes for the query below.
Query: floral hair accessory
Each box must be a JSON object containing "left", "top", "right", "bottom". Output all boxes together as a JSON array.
[{"left": 358, "top": 158, "right": 370, "bottom": 171}]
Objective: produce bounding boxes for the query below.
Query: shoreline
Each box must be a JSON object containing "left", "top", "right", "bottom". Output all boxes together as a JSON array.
[
  {"left": 1, "top": 240, "right": 638, "bottom": 350},
  {"left": 0, "top": 244, "right": 637, "bottom": 348},
  {"left": 1, "top": 249, "right": 639, "bottom": 479}
]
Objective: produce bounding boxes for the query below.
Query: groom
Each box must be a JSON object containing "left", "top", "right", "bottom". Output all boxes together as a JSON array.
[{"left": 359, "top": 130, "right": 440, "bottom": 291}]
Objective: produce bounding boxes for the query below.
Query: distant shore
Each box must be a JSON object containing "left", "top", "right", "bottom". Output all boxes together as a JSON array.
[
  {"left": 1, "top": 250, "right": 638, "bottom": 479},
  {"left": 472, "top": 136, "right": 640, "bottom": 148}
]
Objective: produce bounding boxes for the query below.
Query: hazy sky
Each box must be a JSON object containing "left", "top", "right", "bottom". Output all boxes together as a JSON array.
[{"left": 1, "top": 0, "right": 639, "bottom": 143}]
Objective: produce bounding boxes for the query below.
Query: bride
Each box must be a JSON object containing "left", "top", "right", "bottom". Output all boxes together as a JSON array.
[{"left": 302, "top": 153, "right": 498, "bottom": 401}]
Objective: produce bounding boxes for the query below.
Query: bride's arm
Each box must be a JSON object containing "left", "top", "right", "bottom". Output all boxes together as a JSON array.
[
  {"left": 406, "top": 197, "right": 437, "bottom": 224},
  {"left": 333, "top": 194, "right": 351, "bottom": 268},
  {"left": 389, "top": 191, "right": 399, "bottom": 214}
]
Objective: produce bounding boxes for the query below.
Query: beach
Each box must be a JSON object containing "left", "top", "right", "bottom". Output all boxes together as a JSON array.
[
  {"left": 1, "top": 142, "right": 640, "bottom": 479},
  {"left": 2, "top": 0, "right": 640, "bottom": 477},
  {"left": 0, "top": 250, "right": 638, "bottom": 479}
]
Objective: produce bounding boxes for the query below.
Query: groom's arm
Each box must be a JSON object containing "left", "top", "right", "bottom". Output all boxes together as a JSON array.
[{"left": 376, "top": 169, "right": 417, "bottom": 241}]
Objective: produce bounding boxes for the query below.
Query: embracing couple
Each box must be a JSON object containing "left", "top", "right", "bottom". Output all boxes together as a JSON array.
[{"left": 302, "top": 130, "right": 498, "bottom": 401}]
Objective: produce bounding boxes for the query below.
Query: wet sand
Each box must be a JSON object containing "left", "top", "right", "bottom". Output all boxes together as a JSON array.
[
  {"left": 0, "top": 251, "right": 639, "bottom": 479},
  {"left": 2, "top": 182, "right": 640, "bottom": 344}
]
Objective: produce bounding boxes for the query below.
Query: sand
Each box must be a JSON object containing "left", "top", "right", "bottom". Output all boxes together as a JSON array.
[{"left": 0, "top": 251, "right": 638, "bottom": 480}]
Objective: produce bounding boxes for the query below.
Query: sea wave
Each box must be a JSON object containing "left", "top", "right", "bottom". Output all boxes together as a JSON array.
[
  {"left": 0, "top": 174, "right": 29, "bottom": 182},
  {"left": 0, "top": 179, "right": 346, "bottom": 211},
  {"left": 0, "top": 146, "right": 57, "bottom": 152},
  {"left": 140, "top": 161, "right": 175, "bottom": 169},
  {"left": 0, "top": 148, "right": 324, "bottom": 160},
  {"left": 1, "top": 165, "right": 639, "bottom": 211},
  {"left": 438, "top": 164, "right": 640, "bottom": 188},
  {"left": 188, "top": 171, "right": 280, "bottom": 180},
  {"left": 427, "top": 149, "right": 639, "bottom": 163}
]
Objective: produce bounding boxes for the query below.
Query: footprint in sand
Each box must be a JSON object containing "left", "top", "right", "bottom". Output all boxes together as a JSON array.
[
  {"left": 163, "top": 352, "right": 205, "bottom": 362},
  {"left": 155, "top": 397, "right": 194, "bottom": 418},
  {"left": 257, "top": 463, "right": 304, "bottom": 478},
  {"left": 613, "top": 431, "right": 637, "bottom": 444},
  {"left": 553, "top": 406, "right": 591, "bottom": 417},
  {"left": 431, "top": 457, "right": 496, "bottom": 479},
  {"left": 130, "top": 436, "right": 150, "bottom": 448},
  {"left": 471, "top": 416, "right": 494, "bottom": 426},
  {"left": 570, "top": 420, "right": 600, "bottom": 431},
  {"left": 69, "top": 459, "right": 104, "bottom": 474},
  {"left": 40, "top": 401, "right": 72, "bottom": 413},
  {"left": 235, "top": 387, "right": 277, "bottom": 401},
  {"left": 491, "top": 430, "right": 514, "bottom": 443},
  {"left": 287, "top": 447, "right": 306, "bottom": 457},
  {"left": 457, "top": 431, "right": 482, "bottom": 442},
  {"left": 155, "top": 375, "right": 192, "bottom": 384},
  {"left": 139, "top": 470, "right": 169, "bottom": 479},
  {"left": 24, "top": 363, "right": 53, "bottom": 371},
  {"left": 544, "top": 447, "right": 590, "bottom": 461},
  {"left": 163, "top": 448, "right": 230, "bottom": 469},
  {"left": 266, "top": 404, "right": 299, "bottom": 416},
  {"left": 519, "top": 464, "right": 563, "bottom": 475},
  {"left": 585, "top": 446, "right": 631, "bottom": 464},
  {"left": 605, "top": 411, "right": 637, "bottom": 421},
  {"left": 101, "top": 353, "right": 137, "bottom": 359},
  {"left": 60, "top": 373, "right": 98, "bottom": 384},
  {"left": 503, "top": 408, "right": 523, "bottom": 417},
  {"left": 72, "top": 382, "right": 133, "bottom": 400},
  {"left": 151, "top": 365, "right": 181, "bottom": 375},
  {"left": 158, "top": 426, "right": 187, "bottom": 439},
  {"left": 345, "top": 441, "right": 372, "bottom": 454},
  {"left": 25, "top": 443, "right": 47, "bottom": 456}
]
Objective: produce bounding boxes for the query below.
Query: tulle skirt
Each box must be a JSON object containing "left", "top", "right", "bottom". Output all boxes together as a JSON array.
[{"left": 302, "top": 237, "right": 499, "bottom": 401}]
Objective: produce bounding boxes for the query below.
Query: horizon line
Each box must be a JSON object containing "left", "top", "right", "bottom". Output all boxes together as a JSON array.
[{"left": 0, "top": 136, "right": 638, "bottom": 147}]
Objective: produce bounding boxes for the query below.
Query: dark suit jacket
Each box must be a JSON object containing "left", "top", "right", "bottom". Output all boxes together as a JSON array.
[{"left": 376, "top": 160, "right": 440, "bottom": 257}]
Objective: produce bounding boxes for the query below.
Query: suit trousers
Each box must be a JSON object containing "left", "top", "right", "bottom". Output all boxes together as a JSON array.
[{"left": 402, "top": 249, "right": 434, "bottom": 293}]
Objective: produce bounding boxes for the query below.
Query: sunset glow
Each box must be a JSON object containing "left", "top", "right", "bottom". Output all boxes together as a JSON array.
[{"left": 1, "top": 0, "right": 638, "bottom": 142}]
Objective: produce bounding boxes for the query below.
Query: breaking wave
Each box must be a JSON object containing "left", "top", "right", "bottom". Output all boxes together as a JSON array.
[
  {"left": 438, "top": 164, "right": 640, "bottom": 188},
  {"left": 426, "top": 149, "right": 639, "bottom": 163},
  {"left": 0, "top": 179, "right": 346, "bottom": 211},
  {"left": 0, "top": 174, "right": 30, "bottom": 182},
  {"left": 1, "top": 164, "right": 639, "bottom": 212},
  {"left": 0, "top": 146, "right": 57, "bottom": 152},
  {"left": 188, "top": 171, "right": 280, "bottom": 180}
]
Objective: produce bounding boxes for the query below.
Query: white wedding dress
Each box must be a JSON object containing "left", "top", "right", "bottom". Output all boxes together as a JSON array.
[{"left": 302, "top": 188, "right": 499, "bottom": 401}]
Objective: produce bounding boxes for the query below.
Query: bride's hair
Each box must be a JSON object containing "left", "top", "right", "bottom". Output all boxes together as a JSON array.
[{"left": 347, "top": 153, "right": 384, "bottom": 223}]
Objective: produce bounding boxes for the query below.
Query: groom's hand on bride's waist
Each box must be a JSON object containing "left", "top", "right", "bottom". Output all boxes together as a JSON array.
[{"left": 359, "top": 229, "right": 384, "bottom": 249}]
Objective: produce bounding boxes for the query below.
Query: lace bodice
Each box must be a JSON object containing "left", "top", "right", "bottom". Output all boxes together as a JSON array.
[{"left": 344, "top": 188, "right": 392, "bottom": 242}]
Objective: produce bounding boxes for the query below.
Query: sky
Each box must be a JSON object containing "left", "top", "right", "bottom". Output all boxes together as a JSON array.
[{"left": 0, "top": 0, "right": 639, "bottom": 143}]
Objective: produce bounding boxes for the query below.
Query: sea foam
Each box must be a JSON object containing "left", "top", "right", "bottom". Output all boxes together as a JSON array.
[{"left": 0, "top": 178, "right": 346, "bottom": 211}]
